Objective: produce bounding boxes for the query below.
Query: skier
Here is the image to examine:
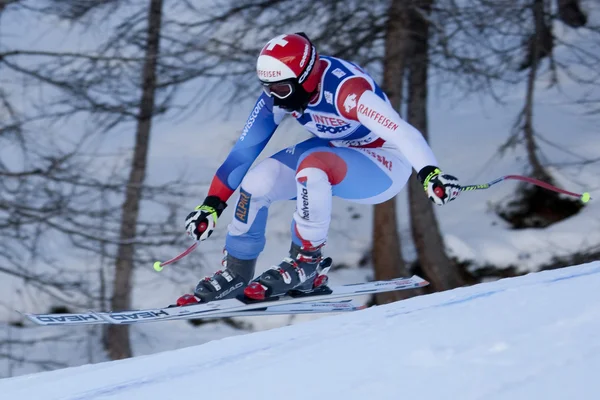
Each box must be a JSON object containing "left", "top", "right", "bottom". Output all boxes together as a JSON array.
[{"left": 177, "top": 32, "right": 460, "bottom": 306}]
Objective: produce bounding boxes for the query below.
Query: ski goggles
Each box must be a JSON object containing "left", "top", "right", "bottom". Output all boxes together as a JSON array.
[{"left": 261, "top": 80, "right": 295, "bottom": 99}]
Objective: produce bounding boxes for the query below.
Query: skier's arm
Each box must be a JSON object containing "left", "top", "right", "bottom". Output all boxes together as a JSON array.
[
  {"left": 207, "top": 93, "right": 278, "bottom": 202},
  {"left": 336, "top": 77, "right": 460, "bottom": 206},
  {"left": 185, "top": 94, "right": 279, "bottom": 241},
  {"left": 336, "top": 77, "right": 437, "bottom": 172}
]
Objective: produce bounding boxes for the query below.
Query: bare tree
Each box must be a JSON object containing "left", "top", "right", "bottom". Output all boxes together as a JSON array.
[
  {"left": 0, "top": 0, "right": 21, "bottom": 15},
  {"left": 0, "top": 38, "right": 116, "bottom": 377},
  {"left": 495, "top": 0, "right": 593, "bottom": 227},
  {"left": 406, "top": 0, "right": 465, "bottom": 291},
  {"left": 372, "top": 0, "right": 416, "bottom": 304},
  {"left": 0, "top": 0, "right": 203, "bottom": 366},
  {"left": 106, "top": 0, "right": 164, "bottom": 361},
  {"left": 429, "top": 0, "right": 598, "bottom": 229},
  {"left": 517, "top": 0, "right": 555, "bottom": 183}
]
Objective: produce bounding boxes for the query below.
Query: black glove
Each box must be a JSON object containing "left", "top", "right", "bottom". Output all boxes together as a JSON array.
[
  {"left": 418, "top": 166, "right": 461, "bottom": 206},
  {"left": 184, "top": 196, "right": 227, "bottom": 241}
]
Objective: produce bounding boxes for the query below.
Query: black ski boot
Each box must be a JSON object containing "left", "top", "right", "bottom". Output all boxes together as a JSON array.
[
  {"left": 175, "top": 251, "right": 256, "bottom": 306},
  {"left": 244, "top": 242, "right": 331, "bottom": 301}
]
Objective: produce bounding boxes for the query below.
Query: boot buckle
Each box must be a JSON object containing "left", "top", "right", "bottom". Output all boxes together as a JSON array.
[
  {"left": 278, "top": 269, "right": 293, "bottom": 284},
  {"left": 296, "top": 253, "right": 322, "bottom": 264},
  {"left": 296, "top": 266, "right": 307, "bottom": 283}
]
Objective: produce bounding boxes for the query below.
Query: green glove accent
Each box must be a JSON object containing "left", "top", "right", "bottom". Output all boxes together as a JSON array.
[
  {"left": 195, "top": 204, "right": 216, "bottom": 213},
  {"left": 421, "top": 168, "right": 442, "bottom": 192},
  {"left": 195, "top": 204, "right": 218, "bottom": 224}
]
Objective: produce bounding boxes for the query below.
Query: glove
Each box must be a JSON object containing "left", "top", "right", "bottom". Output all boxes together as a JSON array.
[
  {"left": 185, "top": 196, "right": 227, "bottom": 241},
  {"left": 418, "top": 166, "right": 461, "bottom": 206}
]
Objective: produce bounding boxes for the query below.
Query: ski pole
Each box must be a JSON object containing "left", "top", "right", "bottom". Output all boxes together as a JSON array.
[
  {"left": 153, "top": 242, "right": 198, "bottom": 272},
  {"left": 456, "top": 174, "right": 591, "bottom": 203},
  {"left": 162, "top": 176, "right": 589, "bottom": 272},
  {"left": 153, "top": 221, "right": 211, "bottom": 271}
]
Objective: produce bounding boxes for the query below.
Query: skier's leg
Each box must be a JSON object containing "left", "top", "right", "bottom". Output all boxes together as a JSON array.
[
  {"left": 224, "top": 157, "right": 297, "bottom": 261},
  {"left": 223, "top": 138, "right": 329, "bottom": 255},
  {"left": 243, "top": 141, "right": 411, "bottom": 299},
  {"left": 291, "top": 145, "right": 412, "bottom": 248},
  {"left": 193, "top": 138, "right": 329, "bottom": 303},
  {"left": 193, "top": 157, "right": 296, "bottom": 302}
]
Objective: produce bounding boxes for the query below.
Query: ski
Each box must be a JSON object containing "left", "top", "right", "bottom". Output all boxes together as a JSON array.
[
  {"left": 24, "top": 300, "right": 365, "bottom": 326},
  {"left": 24, "top": 274, "right": 428, "bottom": 326},
  {"left": 95, "top": 274, "right": 427, "bottom": 325}
]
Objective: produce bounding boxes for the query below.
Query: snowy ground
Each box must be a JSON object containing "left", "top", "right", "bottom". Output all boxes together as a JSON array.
[{"left": 2, "top": 261, "right": 600, "bottom": 400}]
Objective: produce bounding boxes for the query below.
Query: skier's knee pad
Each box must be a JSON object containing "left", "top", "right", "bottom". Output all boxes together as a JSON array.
[{"left": 296, "top": 150, "right": 348, "bottom": 185}]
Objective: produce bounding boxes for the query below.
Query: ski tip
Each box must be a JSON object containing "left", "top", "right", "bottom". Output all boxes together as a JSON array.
[
  {"left": 22, "top": 313, "right": 39, "bottom": 325},
  {"left": 411, "top": 275, "right": 430, "bottom": 287},
  {"left": 14, "top": 310, "right": 40, "bottom": 326},
  {"left": 19, "top": 312, "right": 38, "bottom": 325}
]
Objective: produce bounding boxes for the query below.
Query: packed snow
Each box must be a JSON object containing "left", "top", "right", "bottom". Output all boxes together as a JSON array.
[{"left": 2, "top": 261, "right": 600, "bottom": 399}]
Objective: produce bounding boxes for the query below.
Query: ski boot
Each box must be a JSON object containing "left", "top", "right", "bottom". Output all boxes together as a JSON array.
[
  {"left": 175, "top": 251, "right": 256, "bottom": 306},
  {"left": 244, "top": 242, "right": 332, "bottom": 301}
]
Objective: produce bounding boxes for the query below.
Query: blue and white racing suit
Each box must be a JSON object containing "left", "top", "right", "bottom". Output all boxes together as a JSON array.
[{"left": 205, "top": 56, "right": 438, "bottom": 259}]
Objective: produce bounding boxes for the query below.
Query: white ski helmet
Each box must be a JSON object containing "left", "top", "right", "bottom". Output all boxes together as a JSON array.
[{"left": 257, "top": 32, "right": 322, "bottom": 111}]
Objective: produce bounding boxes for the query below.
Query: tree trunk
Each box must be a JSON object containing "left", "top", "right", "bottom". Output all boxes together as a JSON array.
[
  {"left": 406, "top": 0, "right": 465, "bottom": 291},
  {"left": 372, "top": 0, "right": 416, "bottom": 305},
  {"left": 556, "top": 0, "right": 587, "bottom": 28},
  {"left": 105, "top": 0, "right": 163, "bottom": 361},
  {"left": 0, "top": 0, "right": 17, "bottom": 14},
  {"left": 523, "top": 0, "right": 553, "bottom": 183}
]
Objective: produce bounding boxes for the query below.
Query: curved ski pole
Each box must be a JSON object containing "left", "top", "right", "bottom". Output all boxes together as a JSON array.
[
  {"left": 153, "top": 242, "right": 198, "bottom": 272},
  {"left": 460, "top": 175, "right": 591, "bottom": 203},
  {"left": 157, "top": 176, "right": 589, "bottom": 272}
]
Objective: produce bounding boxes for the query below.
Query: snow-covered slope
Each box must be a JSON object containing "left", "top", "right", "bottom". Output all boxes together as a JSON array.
[{"left": 2, "top": 261, "right": 599, "bottom": 400}]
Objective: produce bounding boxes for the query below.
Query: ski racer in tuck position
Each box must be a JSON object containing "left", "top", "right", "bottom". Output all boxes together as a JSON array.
[{"left": 177, "top": 32, "right": 460, "bottom": 306}]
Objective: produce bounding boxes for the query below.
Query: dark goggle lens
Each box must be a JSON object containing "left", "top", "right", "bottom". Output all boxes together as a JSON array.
[{"left": 262, "top": 82, "right": 293, "bottom": 99}]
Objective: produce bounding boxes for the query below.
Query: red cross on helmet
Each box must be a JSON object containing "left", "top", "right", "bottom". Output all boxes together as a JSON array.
[{"left": 256, "top": 32, "right": 322, "bottom": 112}]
